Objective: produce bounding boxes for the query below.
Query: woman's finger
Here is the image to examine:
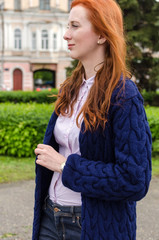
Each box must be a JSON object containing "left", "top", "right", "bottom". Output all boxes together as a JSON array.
[
  {"left": 34, "top": 148, "right": 44, "bottom": 155},
  {"left": 36, "top": 158, "right": 45, "bottom": 167},
  {"left": 37, "top": 144, "right": 45, "bottom": 149}
]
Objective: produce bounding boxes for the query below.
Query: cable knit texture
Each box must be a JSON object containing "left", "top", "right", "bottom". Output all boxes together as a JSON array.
[{"left": 32, "top": 80, "right": 152, "bottom": 240}]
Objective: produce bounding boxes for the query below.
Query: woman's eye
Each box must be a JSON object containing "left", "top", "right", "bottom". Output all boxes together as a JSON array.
[
  {"left": 72, "top": 24, "right": 78, "bottom": 28},
  {"left": 67, "top": 23, "right": 79, "bottom": 29}
]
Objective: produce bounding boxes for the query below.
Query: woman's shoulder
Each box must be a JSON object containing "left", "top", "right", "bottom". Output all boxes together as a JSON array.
[{"left": 111, "top": 78, "right": 142, "bottom": 103}]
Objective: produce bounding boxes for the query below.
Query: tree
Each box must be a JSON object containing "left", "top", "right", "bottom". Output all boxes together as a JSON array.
[
  {"left": 117, "top": 0, "right": 159, "bottom": 90},
  {"left": 33, "top": 70, "right": 55, "bottom": 88},
  {"left": 66, "top": 59, "right": 79, "bottom": 77}
]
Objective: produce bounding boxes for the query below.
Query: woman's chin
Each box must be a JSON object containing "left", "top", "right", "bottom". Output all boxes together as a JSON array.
[{"left": 69, "top": 53, "right": 79, "bottom": 60}]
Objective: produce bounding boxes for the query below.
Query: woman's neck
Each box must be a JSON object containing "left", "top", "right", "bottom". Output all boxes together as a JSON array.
[{"left": 82, "top": 59, "right": 104, "bottom": 80}]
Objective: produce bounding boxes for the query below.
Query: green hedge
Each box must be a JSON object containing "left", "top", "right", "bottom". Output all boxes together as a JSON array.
[
  {"left": 0, "top": 103, "right": 54, "bottom": 157},
  {"left": 141, "top": 90, "right": 159, "bottom": 106},
  {"left": 0, "top": 103, "right": 158, "bottom": 157},
  {"left": 0, "top": 89, "right": 58, "bottom": 103},
  {"left": 0, "top": 89, "right": 158, "bottom": 106},
  {"left": 145, "top": 106, "right": 159, "bottom": 155}
]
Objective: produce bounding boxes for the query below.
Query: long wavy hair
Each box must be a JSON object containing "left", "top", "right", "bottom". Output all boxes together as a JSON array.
[{"left": 55, "top": 0, "right": 131, "bottom": 131}]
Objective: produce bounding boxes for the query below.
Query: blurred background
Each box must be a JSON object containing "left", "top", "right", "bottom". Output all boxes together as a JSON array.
[{"left": 0, "top": 0, "right": 72, "bottom": 91}]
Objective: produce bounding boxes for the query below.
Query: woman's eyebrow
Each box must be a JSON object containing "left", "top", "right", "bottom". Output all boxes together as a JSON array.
[{"left": 68, "top": 20, "right": 80, "bottom": 25}]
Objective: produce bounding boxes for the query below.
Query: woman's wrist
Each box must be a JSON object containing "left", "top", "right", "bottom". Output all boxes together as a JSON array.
[
  {"left": 57, "top": 153, "right": 66, "bottom": 173},
  {"left": 60, "top": 162, "right": 66, "bottom": 173}
]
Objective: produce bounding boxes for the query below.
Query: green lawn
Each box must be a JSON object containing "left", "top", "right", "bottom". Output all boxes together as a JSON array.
[
  {"left": 0, "top": 156, "right": 35, "bottom": 183},
  {"left": 0, "top": 155, "right": 158, "bottom": 184},
  {"left": 152, "top": 155, "right": 159, "bottom": 177}
]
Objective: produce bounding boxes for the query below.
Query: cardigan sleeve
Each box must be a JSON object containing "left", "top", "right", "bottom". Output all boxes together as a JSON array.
[{"left": 62, "top": 94, "right": 152, "bottom": 201}]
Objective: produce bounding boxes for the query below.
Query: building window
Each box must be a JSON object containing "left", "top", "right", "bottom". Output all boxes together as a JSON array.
[
  {"left": 0, "top": 29, "right": 1, "bottom": 50},
  {"left": 32, "top": 32, "right": 36, "bottom": 50},
  {"left": 55, "top": 0, "right": 59, "bottom": 7},
  {"left": 68, "top": 0, "right": 72, "bottom": 10},
  {"left": 53, "top": 33, "right": 57, "bottom": 50},
  {"left": 40, "top": 0, "right": 50, "bottom": 10},
  {"left": 41, "top": 30, "right": 48, "bottom": 49},
  {"left": 29, "top": 0, "right": 33, "bottom": 7},
  {"left": 14, "top": 0, "right": 21, "bottom": 10},
  {"left": 14, "top": 29, "right": 22, "bottom": 50}
]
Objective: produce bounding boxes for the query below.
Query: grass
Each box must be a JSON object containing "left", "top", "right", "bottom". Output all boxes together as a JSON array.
[
  {"left": 0, "top": 233, "right": 17, "bottom": 239},
  {"left": 152, "top": 155, "right": 159, "bottom": 177},
  {"left": 0, "top": 154, "right": 158, "bottom": 184},
  {"left": 0, "top": 155, "right": 35, "bottom": 184}
]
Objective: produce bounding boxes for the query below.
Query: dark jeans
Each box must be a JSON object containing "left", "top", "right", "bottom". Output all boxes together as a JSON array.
[{"left": 39, "top": 197, "right": 82, "bottom": 240}]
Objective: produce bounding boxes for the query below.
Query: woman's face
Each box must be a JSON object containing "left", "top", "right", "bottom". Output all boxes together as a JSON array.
[{"left": 63, "top": 5, "right": 100, "bottom": 63}]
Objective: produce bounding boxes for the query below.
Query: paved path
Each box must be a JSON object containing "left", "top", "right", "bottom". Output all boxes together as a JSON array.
[{"left": 0, "top": 178, "right": 159, "bottom": 240}]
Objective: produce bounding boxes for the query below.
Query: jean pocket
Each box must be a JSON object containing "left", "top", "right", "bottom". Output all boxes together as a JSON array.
[{"left": 76, "top": 216, "right": 82, "bottom": 229}]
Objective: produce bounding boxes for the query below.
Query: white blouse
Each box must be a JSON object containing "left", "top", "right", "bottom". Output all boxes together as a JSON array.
[{"left": 49, "top": 75, "right": 95, "bottom": 206}]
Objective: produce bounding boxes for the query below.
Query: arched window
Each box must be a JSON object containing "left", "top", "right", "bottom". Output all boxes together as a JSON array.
[
  {"left": 14, "top": 29, "right": 22, "bottom": 50},
  {"left": 53, "top": 33, "right": 57, "bottom": 50},
  {"left": 41, "top": 30, "right": 48, "bottom": 49},
  {"left": 40, "top": 0, "right": 50, "bottom": 10}
]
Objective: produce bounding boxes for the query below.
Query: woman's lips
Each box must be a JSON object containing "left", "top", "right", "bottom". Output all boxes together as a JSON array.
[{"left": 68, "top": 44, "right": 75, "bottom": 49}]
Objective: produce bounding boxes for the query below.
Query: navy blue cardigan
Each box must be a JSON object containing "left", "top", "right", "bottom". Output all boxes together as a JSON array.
[{"left": 32, "top": 80, "right": 152, "bottom": 240}]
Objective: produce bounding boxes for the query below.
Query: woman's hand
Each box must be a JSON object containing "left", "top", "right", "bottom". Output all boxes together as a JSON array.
[{"left": 34, "top": 144, "right": 66, "bottom": 173}]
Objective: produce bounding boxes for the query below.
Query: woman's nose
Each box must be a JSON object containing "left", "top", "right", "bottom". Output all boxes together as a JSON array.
[{"left": 63, "top": 29, "right": 71, "bottom": 41}]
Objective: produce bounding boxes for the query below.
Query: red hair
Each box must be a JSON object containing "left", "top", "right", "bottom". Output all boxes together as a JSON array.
[{"left": 55, "top": 0, "right": 131, "bottom": 131}]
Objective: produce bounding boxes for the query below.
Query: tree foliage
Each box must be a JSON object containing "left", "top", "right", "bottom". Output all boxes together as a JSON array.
[
  {"left": 118, "top": 0, "right": 159, "bottom": 90},
  {"left": 66, "top": 59, "right": 79, "bottom": 77},
  {"left": 34, "top": 70, "right": 53, "bottom": 82}
]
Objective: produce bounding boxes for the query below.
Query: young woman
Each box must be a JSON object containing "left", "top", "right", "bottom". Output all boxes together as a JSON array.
[{"left": 32, "top": 0, "right": 152, "bottom": 239}]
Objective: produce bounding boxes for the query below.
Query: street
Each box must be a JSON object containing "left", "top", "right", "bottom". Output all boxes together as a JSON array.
[{"left": 0, "top": 178, "right": 159, "bottom": 240}]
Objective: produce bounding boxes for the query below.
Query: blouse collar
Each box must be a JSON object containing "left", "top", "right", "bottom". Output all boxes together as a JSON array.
[{"left": 82, "top": 75, "right": 95, "bottom": 89}]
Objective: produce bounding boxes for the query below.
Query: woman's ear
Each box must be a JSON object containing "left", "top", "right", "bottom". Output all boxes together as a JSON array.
[{"left": 97, "top": 35, "right": 107, "bottom": 45}]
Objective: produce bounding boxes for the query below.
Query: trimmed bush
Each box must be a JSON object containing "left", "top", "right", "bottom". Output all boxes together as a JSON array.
[
  {"left": 145, "top": 106, "right": 159, "bottom": 155},
  {"left": 141, "top": 90, "right": 159, "bottom": 106},
  {"left": 0, "top": 103, "right": 54, "bottom": 157},
  {"left": 0, "top": 103, "right": 159, "bottom": 157},
  {"left": 0, "top": 89, "right": 58, "bottom": 103},
  {"left": 1, "top": 89, "right": 158, "bottom": 106}
]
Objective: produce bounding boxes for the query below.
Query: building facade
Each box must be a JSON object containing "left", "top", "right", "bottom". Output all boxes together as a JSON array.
[{"left": 0, "top": 0, "right": 72, "bottom": 90}]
